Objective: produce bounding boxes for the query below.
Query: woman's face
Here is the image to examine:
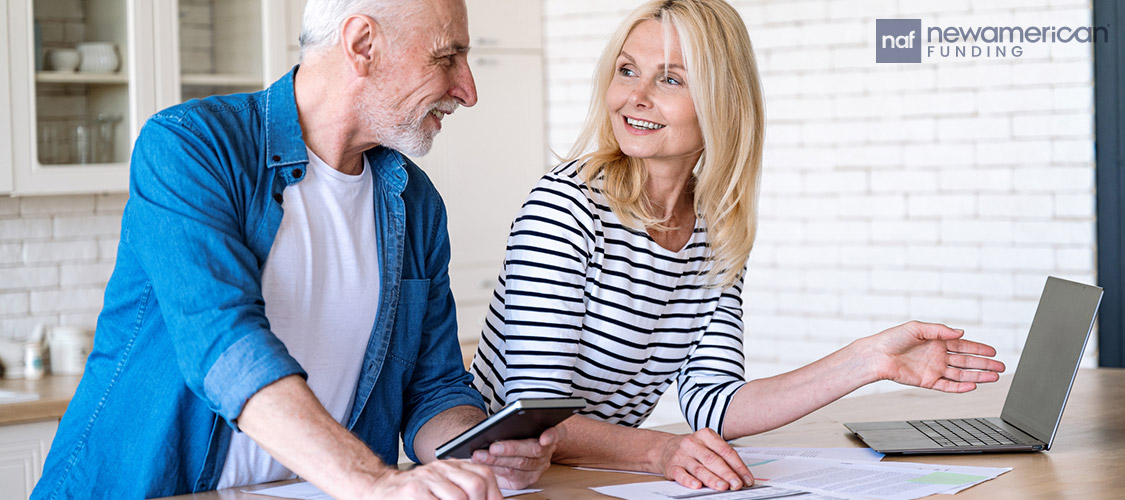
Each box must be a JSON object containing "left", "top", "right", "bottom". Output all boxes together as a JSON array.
[{"left": 606, "top": 19, "right": 703, "bottom": 168}]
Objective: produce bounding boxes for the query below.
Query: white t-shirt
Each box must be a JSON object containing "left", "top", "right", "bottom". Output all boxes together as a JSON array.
[{"left": 217, "top": 149, "right": 380, "bottom": 488}]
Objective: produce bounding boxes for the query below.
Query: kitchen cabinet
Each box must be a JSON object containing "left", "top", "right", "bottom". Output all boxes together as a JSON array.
[
  {"left": 0, "top": 0, "right": 297, "bottom": 196},
  {"left": 0, "top": 420, "right": 57, "bottom": 500},
  {"left": 416, "top": 0, "right": 546, "bottom": 354},
  {"left": 0, "top": 374, "right": 79, "bottom": 500}
]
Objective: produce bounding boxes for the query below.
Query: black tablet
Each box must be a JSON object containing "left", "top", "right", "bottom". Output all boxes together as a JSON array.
[{"left": 435, "top": 398, "right": 585, "bottom": 459}]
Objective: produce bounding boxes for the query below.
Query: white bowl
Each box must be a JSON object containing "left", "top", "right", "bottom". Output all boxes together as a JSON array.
[{"left": 48, "top": 48, "right": 79, "bottom": 72}]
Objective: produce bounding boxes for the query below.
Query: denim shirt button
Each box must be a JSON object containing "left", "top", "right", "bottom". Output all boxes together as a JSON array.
[
  {"left": 273, "top": 193, "right": 283, "bottom": 204},
  {"left": 272, "top": 155, "right": 281, "bottom": 161},
  {"left": 292, "top": 169, "right": 303, "bottom": 179}
]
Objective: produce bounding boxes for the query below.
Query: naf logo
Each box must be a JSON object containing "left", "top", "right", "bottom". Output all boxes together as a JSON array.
[{"left": 876, "top": 19, "right": 922, "bottom": 63}]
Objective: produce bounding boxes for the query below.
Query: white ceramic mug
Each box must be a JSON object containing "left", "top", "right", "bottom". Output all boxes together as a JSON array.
[
  {"left": 77, "top": 42, "right": 119, "bottom": 73},
  {"left": 47, "top": 326, "right": 93, "bottom": 375}
]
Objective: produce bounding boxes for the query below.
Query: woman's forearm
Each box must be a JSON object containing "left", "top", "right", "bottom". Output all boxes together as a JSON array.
[
  {"left": 551, "top": 414, "right": 675, "bottom": 473},
  {"left": 721, "top": 337, "right": 882, "bottom": 439}
]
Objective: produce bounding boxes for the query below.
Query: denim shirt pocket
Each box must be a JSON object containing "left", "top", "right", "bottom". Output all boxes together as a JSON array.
[{"left": 388, "top": 279, "right": 429, "bottom": 369}]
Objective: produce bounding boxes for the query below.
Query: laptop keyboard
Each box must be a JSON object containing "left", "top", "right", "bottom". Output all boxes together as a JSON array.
[{"left": 908, "top": 419, "right": 1021, "bottom": 447}]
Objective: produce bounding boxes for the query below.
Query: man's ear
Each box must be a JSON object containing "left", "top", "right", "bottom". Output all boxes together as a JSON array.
[{"left": 339, "top": 14, "right": 383, "bottom": 77}]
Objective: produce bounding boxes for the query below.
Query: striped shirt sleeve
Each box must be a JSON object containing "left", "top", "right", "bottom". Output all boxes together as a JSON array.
[
  {"left": 492, "top": 173, "right": 595, "bottom": 401},
  {"left": 676, "top": 271, "right": 748, "bottom": 433}
]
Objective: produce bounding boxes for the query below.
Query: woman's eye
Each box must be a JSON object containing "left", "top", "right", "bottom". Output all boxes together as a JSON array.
[
  {"left": 663, "top": 75, "right": 682, "bottom": 86},
  {"left": 618, "top": 66, "right": 636, "bottom": 77}
]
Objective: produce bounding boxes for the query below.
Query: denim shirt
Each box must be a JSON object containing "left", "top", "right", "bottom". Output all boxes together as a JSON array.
[{"left": 32, "top": 67, "right": 483, "bottom": 500}]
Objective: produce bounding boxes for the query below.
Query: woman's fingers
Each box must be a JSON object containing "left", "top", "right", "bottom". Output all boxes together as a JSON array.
[
  {"left": 695, "top": 429, "right": 755, "bottom": 487},
  {"left": 661, "top": 430, "right": 754, "bottom": 491},
  {"left": 945, "top": 353, "right": 1005, "bottom": 372},
  {"left": 944, "top": 338, "right": 999, "bottom": 357}
]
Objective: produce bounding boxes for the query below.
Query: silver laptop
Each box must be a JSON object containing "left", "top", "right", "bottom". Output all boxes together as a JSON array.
[{"left": 845, "top": 276, "right": 1103, "bottom": 454}]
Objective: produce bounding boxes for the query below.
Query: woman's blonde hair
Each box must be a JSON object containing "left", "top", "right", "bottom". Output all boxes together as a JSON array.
[{"left": 568, "top": 0, "right": 764, "bottom": 288}]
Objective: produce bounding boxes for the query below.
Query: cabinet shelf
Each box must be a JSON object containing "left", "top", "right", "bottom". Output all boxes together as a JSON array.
[
  {"left": 35, "top": 71, "right": 128, "bottom": 85},
  {"left": 181, "top": 73, "right": 263, "bottom": 87}
]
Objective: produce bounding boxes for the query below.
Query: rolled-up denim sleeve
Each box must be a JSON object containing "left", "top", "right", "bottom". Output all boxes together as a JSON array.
[
  {"left": 400, "top": 186, "right": 485, "bottom": 463},
  {"left": 123, "top": 114, "right": 305, "bottom": 427}
]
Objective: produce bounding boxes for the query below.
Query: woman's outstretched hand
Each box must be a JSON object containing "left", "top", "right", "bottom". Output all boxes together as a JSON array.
[{"left": 872, "top": 321, "right": 1006, "bottom": 393}]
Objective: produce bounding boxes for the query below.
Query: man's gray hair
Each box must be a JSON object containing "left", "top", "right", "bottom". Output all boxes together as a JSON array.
[{"left": 298, "top": 0, "right": 423, "bottom": 59}]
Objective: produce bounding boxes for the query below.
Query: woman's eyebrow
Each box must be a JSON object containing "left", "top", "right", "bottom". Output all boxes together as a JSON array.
[{"left": 618, "top": 50, "right": 684, "bottom": 70}]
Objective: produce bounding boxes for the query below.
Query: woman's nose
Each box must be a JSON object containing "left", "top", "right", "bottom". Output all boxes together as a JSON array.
[{"left": 629, "top": 82, "right": 652, "bottom": 107}]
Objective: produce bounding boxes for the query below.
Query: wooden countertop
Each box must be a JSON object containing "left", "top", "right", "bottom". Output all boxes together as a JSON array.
[
  {"left": 0, "top": 374, "right": 81, "bottom": 425},
  {"left": 157, "top": 368, "right": 1125, "bottom": 500}
]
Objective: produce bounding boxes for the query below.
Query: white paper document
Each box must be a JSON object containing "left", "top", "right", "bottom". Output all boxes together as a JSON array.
[
  {"left": 842, "top": 460, "right": 1012, "bottom": 495},
  {"left": 593, "top": 456, "right": 1009, "bottom": 500},
  {"left": 736, "top": 447, "right": 884, "bottom": 463},
  {"left": 250, "top": 481, "right": 540, "bottom": 499},
  {"left": 577, "top": 448, "right": 882, "bottom": 477},
  {"left": 742, "top": 457, "right": 1009, "bottom": 500},
  {"left": 595, "top": 481, "right": 846, "bottom": 500}
]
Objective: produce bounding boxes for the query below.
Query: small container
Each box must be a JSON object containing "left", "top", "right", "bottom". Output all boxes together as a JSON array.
[
  {"left": 74, "top": 122, "right": 94, "bottom": 164},
  {"left": 48, "top": 326, "right": 93, "bottom": 375},
  {"left": 48, "top": 48, "right": 80, "bottom": 72},
  {"left": 95, "top": 114, "right": 121, "bottom": 163},
  {"left": 23, "top": 343, "right": 45, "bottom": 380},
  {"left": 77, "top": 42, "right": 119, "bottom": 73},
  {"left": 37, "top": 121, "right": 63, "bottom": 164}
]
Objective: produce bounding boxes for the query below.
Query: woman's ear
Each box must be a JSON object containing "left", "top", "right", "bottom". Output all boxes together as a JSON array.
[{"left": 339, "top": 14, "right": 383, "bottom": 77}]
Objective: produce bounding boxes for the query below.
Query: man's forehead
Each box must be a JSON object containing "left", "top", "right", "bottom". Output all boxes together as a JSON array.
[{"left": 406, "top": 0, "right": 470, "bottom": 52}]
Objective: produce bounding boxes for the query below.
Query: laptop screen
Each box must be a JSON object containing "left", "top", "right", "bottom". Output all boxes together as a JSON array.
[{"left": 1000, "top": 277, "right": 1102, "bottom": 446}]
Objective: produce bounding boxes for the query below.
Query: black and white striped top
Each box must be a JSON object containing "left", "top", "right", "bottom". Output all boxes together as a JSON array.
[{"left": 470, "top": 161, "right": 747, "bottom": 434}]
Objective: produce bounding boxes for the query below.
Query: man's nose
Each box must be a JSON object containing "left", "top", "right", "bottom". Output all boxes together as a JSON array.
[{"left": 451, "top": 59, "right": 478, "bottom": 107}]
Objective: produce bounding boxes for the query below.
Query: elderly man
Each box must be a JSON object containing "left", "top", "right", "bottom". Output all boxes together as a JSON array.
[{"left": 31, "top": 1, "right": 557, "bottom": 498}]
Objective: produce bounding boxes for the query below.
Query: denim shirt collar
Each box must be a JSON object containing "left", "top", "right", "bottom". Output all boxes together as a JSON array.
[
  {"left": 265, "top": 66, "right": 410, "bottom": 195},
  {"left": 265, "top": 68, "right": 307, "bottom": 172}
]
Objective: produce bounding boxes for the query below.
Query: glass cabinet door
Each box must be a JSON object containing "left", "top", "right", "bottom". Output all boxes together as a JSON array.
[
  {"left": 3, "top": 0, "right": 295, "bottom": 195},
  {"left": 3, "top": 0, "right": 147, "bottom": 195},
  {"left": 34, "top": 0, "right": 130, "bottom": 167},
  {"left": 178, "top": 0, "right": 265, "bottom": 102}
]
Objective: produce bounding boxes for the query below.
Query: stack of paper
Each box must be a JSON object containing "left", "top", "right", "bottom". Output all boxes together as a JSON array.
[{"left": 594, "top": 447, "right": 1010, "bottom": 500}]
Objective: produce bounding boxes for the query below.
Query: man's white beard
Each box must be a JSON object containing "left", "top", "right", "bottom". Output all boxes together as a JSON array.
[
  {"left": 362, "top": 90, "right": 458, "bottom": 158},
  {"left": 381, "top": 109, "right": 436, "bottom": 157}
]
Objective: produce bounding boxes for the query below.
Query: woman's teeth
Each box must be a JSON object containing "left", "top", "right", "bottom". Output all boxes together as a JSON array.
[{"left": 626, "top": 117, "right": 664, "bottom": 130}]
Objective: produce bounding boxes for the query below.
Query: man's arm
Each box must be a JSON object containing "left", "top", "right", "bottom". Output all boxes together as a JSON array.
[{"left": 238, "top": 375, "right": 503, "bottom": 499}]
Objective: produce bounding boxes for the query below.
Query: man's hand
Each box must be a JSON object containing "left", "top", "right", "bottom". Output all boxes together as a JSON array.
[
  {"left": 872, "top": 321, "right": 1006, "bottom": 392},
  {"left": 367, "top": 461, "right": 502, "bottom": 500},
  {"left": 651, "top": 428, "right": 754, "bottom": 491},
  {"left": 469, "top": 426, "right": 565, "bottom": 489}
]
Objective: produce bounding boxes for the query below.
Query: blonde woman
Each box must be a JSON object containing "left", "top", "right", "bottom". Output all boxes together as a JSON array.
[{"left": 470, "top": 0, "right": 1004, "bottom": 491}]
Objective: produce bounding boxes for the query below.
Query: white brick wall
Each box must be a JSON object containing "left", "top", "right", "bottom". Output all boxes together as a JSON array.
[
  {"left": 0, "top": 195, "right": 124, "bottom": 344},
  {"left": 544, "top": 0, "right": 1097, "bottom": 425}
]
